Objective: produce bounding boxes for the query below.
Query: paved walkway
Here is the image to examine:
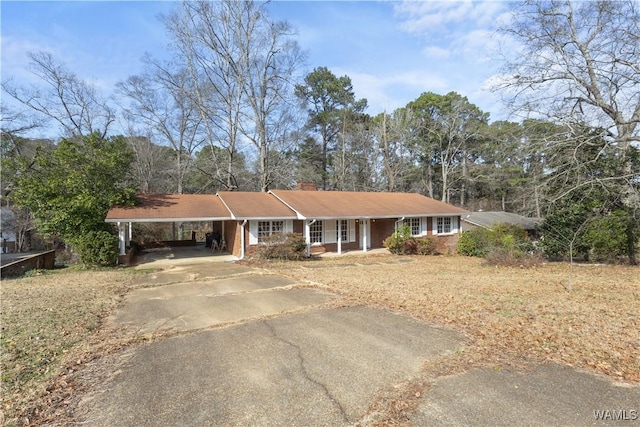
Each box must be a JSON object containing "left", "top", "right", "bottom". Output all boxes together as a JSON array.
[{"left": 70, "top": 251, "right": 639, "bottom": 426}]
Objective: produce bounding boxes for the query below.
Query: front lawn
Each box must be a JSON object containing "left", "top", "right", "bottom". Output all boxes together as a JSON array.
[{"left": 265, "top": 255, "right": 640, "bottom": 383}]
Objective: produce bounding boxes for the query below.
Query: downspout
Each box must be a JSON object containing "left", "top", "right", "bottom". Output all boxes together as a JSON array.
[
  {"left": 306, "top": 219, "right": 316, "bottom": 258},
  {"left": 240, "top": 220, "right": 247, "bottom": 260}
]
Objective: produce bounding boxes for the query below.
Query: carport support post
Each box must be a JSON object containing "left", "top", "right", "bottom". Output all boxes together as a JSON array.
[
  {"left": 117, "top": 222, "right": 126, "bottom": 256},
  {"left": 240, "top": 220, "right": 247, "bottom": 259},
  {"left": 337, "top": 219, "right": 342, "bottom": 255}
]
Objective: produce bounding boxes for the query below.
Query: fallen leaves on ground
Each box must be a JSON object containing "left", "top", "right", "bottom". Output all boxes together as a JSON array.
[{"left": 263, "top": 255, "right": 640, "bottom": 384}]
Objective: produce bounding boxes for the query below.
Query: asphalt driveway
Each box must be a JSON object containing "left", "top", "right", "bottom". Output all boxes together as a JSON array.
[{"left": 70, "top": 253, "right": 639, "bottom": 426}]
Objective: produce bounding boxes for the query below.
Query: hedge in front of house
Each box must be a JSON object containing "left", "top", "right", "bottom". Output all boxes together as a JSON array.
[{"left": 256, "top": 232, "right": 307, "bottom": 260}]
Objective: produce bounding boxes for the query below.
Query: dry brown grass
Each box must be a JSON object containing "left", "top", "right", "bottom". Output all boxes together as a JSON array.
[
  {"left": 262, "top": 254, "right": 640, "bottom": 384},
  {"left": 1, "top": 268, "right": 137, "bottom": 426}
]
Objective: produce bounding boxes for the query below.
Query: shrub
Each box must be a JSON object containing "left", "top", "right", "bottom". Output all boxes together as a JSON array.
[
  {"left": 70, "top": 231, "right": 119, "bottom": 267},
  {"left": 256, "top": 232, "right": 307, "bottom": 260},
  {"left": 384, "top": 224, "right": 413, "bottom": 254},
  {"left": 458, "top": 228, "right": 492, "bottom": 257},
  {"left": 585, "top": 210, "right": 631, "bottom": 263},
  {"left": 485, "top": 247, "right": 544, "bottom": 268},
  {"left": 416, "top": 237, "right": 438, "bottom": 255},
  {"left": 458, "top": 223, "right": 539, "bottom": 266}
]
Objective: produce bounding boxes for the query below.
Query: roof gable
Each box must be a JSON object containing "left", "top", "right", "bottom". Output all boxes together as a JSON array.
[{"left": 217, "top": 191, "right": 297, "bottom": 219}]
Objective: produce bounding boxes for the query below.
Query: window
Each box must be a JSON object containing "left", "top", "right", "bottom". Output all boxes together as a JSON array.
[
  {"left": 436, "top": 217, "right": 452, "bottom": 234},
  {"left": 257, "top": 220, "right": 284, "bottom": 243},
  {"left": 310, "top": 221, "right": 323, "bottom": 244},
  {"left": 404, "top": 218, "right": 421, "bottom": 236}
]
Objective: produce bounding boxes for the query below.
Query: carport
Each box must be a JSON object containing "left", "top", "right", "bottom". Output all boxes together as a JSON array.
[{"left": 105, "top": 194, "right": 232, "bottom": 256}]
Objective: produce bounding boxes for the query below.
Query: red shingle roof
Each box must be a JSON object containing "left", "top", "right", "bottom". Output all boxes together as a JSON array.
[
  {"left": 105, "top": 194, "right": 231, "bottom": 222},
  {"left": 270, "top": 190, "right": 468, "bottom": 219},
  {"left": 106, "top": 191, "right": 468, "bottom": 223}
]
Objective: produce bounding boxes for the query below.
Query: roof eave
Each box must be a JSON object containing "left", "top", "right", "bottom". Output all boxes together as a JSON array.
[{"left": 106, "top": 217, "right": 231, "bottom": 223}]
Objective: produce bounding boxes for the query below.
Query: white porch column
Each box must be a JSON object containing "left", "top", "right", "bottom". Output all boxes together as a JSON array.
[
  {"left": 337, "top": 219, "right": 342, "bottom": 255},
  {"left": 127, "top": 222, "right": 132, "bottom": 246},
  {"left": 240, "top": 220, "right": 246, "bottom": 259},
  {"left": 305, "top": 220, "right": 312, "bottom": 257},
  {"left": 117, "top": 222, "right": 126, "bottom": 255},
  {"left": 363, "top": 219, "right": 368, "bottom": 253}
]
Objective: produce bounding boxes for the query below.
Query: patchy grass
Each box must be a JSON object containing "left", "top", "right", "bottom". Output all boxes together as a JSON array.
[
  {"left": 263, "top": 254, "right": 640, "bottom": 384},
  {"left": 0, "top": 268, "right": 136, "bottom": 425}
]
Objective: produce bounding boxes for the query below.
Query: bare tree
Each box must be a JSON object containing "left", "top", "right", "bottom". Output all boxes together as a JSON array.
[
  {"left": 117, "top": 65, "right": 203, "bottom": 194},
  {"left": 497, "top": 1, "right": 639, "bottom": 150},
  {"left": 237, "top": 3, "right": 305, "bottom": 191},
  {"left": 163, "top": 0, "right": 304, "bottom": 192},
  {"left": 374, "top": 109, "right": 416, "bottom": 192},
  {"left": 163, "top": 0, "right": 245, "bottom": 190},
  {"left": 2, "top": 51, "right": 115, "bottom": 138}
]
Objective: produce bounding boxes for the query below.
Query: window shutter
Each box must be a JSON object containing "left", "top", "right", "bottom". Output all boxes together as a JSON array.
[
  {"left": 324, "top": 220, "right": 337, "bottom": 243},
  {"left": 285, "top": 220, "right": 293, "bottom": 233},
  {"left": 249, "top": 221, "right": 258, "bottom": 245},
  {"left": 349, "top": 220, "right": 356, "bottom": 242},
  {"left": 420, "top": 217, "right": 427, "bottom": 236}
]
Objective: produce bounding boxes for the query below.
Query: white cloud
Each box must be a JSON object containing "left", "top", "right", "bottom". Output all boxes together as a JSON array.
[
  {"left": 336, "top": 68, "right": 450, "bottom": 114},
  {"left": 394, "top": 1, "right": 474, "bottom": 34},
  {"left": 422, "top": 46, "right": 450, "bottom": 60}
]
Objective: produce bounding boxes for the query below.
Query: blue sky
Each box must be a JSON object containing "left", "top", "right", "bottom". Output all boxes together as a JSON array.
[{"left": 1, "top": 0, "right": 512, "bottom": 135}]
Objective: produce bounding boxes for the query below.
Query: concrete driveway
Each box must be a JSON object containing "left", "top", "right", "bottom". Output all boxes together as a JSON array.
[{"left": 71, "top": 252, "right": 639, "bottom": 426}]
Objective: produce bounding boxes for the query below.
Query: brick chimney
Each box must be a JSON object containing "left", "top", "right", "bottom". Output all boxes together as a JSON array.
[{"left": 296, "top": 182, "right": 318, "bottom": 191}]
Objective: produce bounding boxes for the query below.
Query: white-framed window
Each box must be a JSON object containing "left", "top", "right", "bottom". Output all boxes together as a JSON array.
[
  {"left": 257, "top": 220, "right": 284, "bottom": 243},
  {"left": 434, "top": 216, "right": 457, "bottom": 235},
  {"left": 309, "top": 220, "right": 356, "bottom": 244},
  {"left": 310, "top": 221, "right": 323, "bottom": 244},
  {"left": 404, "top": 218, "right": 421, "bottom": 236},
  {"left": 249, "top": 220, "right": 292, "bottom": 244}
]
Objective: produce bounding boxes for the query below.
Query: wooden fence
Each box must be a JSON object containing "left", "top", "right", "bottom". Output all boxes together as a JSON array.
[{"left": 1, "top": 250, "right": 56, "bottom": 279}]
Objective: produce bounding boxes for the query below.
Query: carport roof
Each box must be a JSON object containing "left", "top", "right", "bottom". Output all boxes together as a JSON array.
[
  {"left": 269, "top": 190, "right": 469, "bottom": 219},
  {"left": 105, "top": 194, "right": 231, "bottom": 223}
]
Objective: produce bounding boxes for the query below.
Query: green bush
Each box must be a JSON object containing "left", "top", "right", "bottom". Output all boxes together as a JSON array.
[
  {"left": 458, "top": 228, "right": 492, "bottom": 257},
  {"left": 458, "top": 223, "right": 535, "bottom": 259},
  {"left": 70, "top": 231, "right": 119, "bottom": 267},
  {"left": 384, "top": 224, "right": 413, "bottom": 254},
  {"left": 256, "top": 232, "right": 307, "bottom": 260},
  {"left": 384, "top": 225, "right": 439, "bottom": 255},
  {"left": 585, "top": 210, "right": 631, "bottom": 262}
]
